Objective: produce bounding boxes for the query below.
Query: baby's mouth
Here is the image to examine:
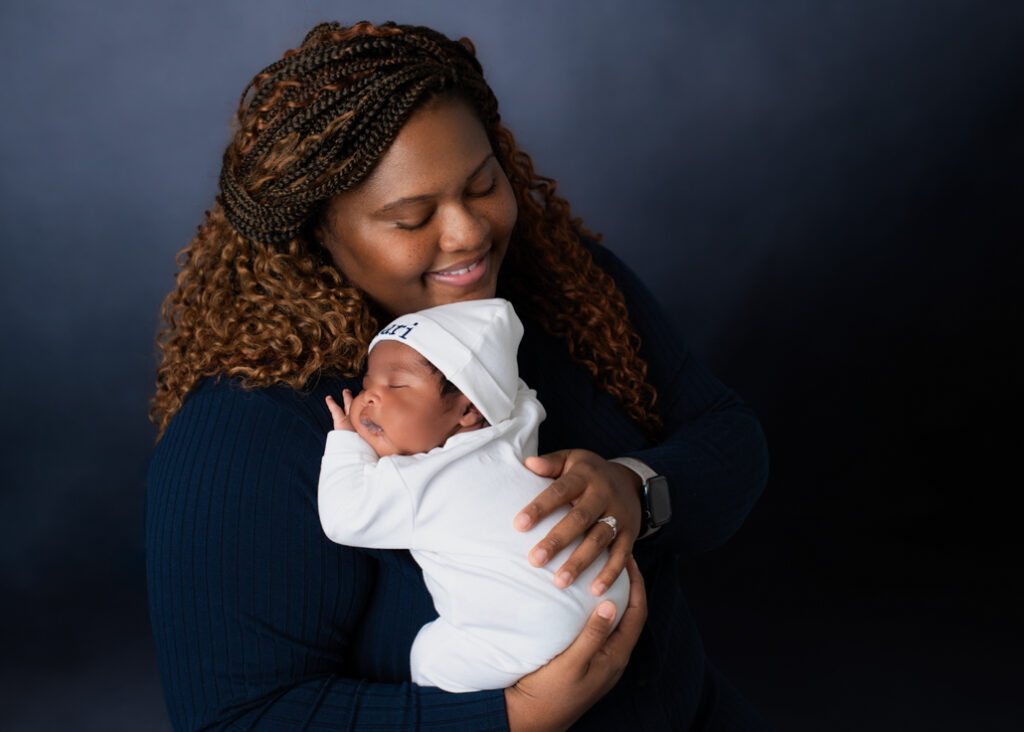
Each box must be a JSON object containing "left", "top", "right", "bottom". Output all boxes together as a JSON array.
[{"left": 359, "top": 415, "right": 383, "bottom": 435}]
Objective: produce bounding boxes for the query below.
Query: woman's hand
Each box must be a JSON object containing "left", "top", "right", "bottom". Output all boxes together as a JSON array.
[
  {"left": 325, "top": 391, "right": 356, "bottom": 432},
  {"left": 504, "top": 557, "right": 646, "bottom": 732},
  {"left": 516, "top": 450, "right": 642, "bottom": 595}
]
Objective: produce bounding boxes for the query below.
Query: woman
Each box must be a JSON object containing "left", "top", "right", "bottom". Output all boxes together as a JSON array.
[{"left": 147, "top": 21, "right": 770, "bottom": 731}]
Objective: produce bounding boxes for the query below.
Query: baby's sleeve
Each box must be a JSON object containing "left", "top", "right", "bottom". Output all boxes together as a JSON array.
[{"left": 318, "top": 430, "right": 416, "bottom": 549}]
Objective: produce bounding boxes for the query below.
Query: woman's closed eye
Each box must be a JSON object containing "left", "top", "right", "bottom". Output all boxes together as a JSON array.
[
  {"left": 395, "top": 212, "right": 433, "bottom": 231},
  {"left": 392, "top": 175, "right": 495, "bottom": 230},
  {"left": 467, "top": 178, "right": 496, "bottom": 198}
]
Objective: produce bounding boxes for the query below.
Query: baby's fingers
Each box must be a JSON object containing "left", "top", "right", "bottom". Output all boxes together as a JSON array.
[
  {"left": 326, "top": 392, "right": 354, "bottom": 431},
  {"left": 342, "top": 388, "right": 353, "bottom": 415}
]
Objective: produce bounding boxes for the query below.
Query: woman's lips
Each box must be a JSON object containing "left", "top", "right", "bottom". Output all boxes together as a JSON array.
[{"left": 425, "top": 251, "right": 489, "bottom": 287}]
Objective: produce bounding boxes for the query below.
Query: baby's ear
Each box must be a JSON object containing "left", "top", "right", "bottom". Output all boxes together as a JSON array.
[{"left": 458, "top": 402, "right": 485, "bottom": 428}]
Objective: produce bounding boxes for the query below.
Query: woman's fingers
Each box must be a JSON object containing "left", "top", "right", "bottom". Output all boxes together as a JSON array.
[
  {"left": 555, "top": 559, "right": 646, "bottom": 687},
  {"left": 588, "top": 534, "right": 632, "bottom": 596},
  {"left": 503, "top": 601, "right": 618, "bottom": 731},
  {"left": 552, "top": 518, "right": 634, "bottom": 595},
  {"left": 615, "top": 557, "right": 647, "bottom": 631},
  {"left": 517, "top": 450, "right": 642, "bottom": 589},
  {"left": 592, "top": 557, "right": 646, "bottom": 672},
  {"left": 556, "top": 600, "right": 619, "bottom": 675},
  {"left": 522, "top": 470, "right": 596, "bottom": 567},
  {"left": 523, "top": 451, "right": 571, "bottom": 478},
  {"left": 505, "top": 560, "right": 647, "bottom": 731},
  {"left": 515, "top": 450, "right": 579, "bottom": 531},
  {"left": 564, "top": 461, "right": 641, "bottom": 589},
  {"left": 550, "top": 517, "right": 619, "bottom": 590}
]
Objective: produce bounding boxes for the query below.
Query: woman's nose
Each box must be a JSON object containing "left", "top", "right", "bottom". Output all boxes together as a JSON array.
[{"left": 438, "top": 202, "right": 488, "bottom": 252}]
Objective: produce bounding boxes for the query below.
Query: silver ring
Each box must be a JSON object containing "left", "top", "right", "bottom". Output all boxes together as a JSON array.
[{"left": 596, "top": 515, "right": 617, "bottom": 540}]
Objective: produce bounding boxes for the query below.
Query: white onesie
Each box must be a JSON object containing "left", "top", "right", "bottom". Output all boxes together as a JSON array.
[{"left": 318, "top": 382, "right": 630, "bottom": 692}]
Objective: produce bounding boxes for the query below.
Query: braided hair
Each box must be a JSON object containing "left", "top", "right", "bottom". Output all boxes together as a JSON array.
[{"left": 152, "top": 21, "right": 661, "bottom": 439}]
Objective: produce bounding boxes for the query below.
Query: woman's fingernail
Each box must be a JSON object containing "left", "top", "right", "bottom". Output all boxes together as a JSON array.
[
  {"left": 555, "top": 571, "right": 572, "bottom": 588},
  {"left": 597, "top": 601, "right": 615, "bottom": 620},
  {"left": 513, "top": 513, "right": 530, "bottom": 531},
  {"left": 592, "top": 582, "right": 608, "bottom": 596},
  {"left": 530, "top": 548, "right": 548, "bottom": 565}
]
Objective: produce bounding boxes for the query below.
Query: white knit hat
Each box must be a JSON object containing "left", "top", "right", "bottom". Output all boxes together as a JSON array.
[{"left": 368, "top": 298, "right": 523, "bottom": 426}]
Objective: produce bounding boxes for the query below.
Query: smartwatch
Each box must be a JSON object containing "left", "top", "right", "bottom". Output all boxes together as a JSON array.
[{"left": 610, "top": 457, "right": 672, "bottom": 540}]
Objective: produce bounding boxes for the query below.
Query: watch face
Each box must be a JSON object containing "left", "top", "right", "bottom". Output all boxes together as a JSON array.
[{"left": 646, "top": 475, "right": 672, "bottom": 527}]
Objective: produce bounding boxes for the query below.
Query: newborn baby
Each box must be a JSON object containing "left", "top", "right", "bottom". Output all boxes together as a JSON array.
[{"left": 317, "top": 298, "right": 629, "bottom": 692}]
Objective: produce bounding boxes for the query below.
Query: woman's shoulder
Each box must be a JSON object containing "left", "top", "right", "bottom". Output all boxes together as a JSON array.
[
  {"left": 581, "top": 237, "right": 651, "bottom": 302},
  {"left": 148, "top": 374, "right": 361, "bottom": 502},
  {"left": 159, "top": 374, "right": 358, "bottom": 453}
]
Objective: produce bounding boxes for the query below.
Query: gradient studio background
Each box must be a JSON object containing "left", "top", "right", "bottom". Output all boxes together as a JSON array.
[{"left": 1, "top": 1, "right": 1021, "bottom": 730}]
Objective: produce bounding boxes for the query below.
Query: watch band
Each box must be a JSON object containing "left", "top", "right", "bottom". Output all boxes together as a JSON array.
[
  {"left": 609, "top": 456, "right": 658, "bottom": 483},
  {"left": 610, "top": 457, "right": 666, "bottom": 539}
]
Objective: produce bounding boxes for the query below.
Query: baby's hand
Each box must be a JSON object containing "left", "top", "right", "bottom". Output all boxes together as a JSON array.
[{"left": 326, "top": 390, "right": 355, "bottom": 432}]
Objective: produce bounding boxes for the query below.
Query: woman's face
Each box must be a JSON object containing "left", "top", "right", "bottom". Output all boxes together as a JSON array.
[{"left": 318, "top": 97, "right": 518, "bottom": 316}]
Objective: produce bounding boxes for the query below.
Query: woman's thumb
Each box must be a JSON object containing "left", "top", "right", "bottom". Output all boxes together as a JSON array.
[
  {"left": 561, "top": 600, "right": 617, "bottom": 665},
  {"left": 524, "top": 450, "right": 569, "bottom": 478}
]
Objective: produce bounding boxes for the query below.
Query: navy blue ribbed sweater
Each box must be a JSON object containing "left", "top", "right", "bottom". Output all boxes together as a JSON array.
[{"left": 145, "top": 242, "right": 770, "bottom": 730}]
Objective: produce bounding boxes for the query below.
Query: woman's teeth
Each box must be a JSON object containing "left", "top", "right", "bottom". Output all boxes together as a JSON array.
[{"left": 437, "top": 259, "right": 480, "bottom": 276}]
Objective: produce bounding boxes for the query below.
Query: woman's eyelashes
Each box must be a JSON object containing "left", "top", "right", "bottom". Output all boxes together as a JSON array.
[
  {"left": 467, "top": 178, "right": 496, "bottom": 198},
  {"left": 393, "top": 178, "right": 496, "bottom": 230},
  {"left": 395, "top": 213, "right": 432, "bottom": 231}
]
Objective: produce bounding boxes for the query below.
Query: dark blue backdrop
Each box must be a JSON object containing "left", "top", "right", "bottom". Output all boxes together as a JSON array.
[{"left": 2, "top": 2, "right": 1021, "bottom": 730}]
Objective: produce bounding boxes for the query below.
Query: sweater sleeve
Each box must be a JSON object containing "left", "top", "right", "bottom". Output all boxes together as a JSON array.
[
  {"left": 145, "top": 381, "right": 508, "bottom": 731},
  {"left": 590, "top": 243, "right": 771, "bottom": 556},
  {"left": 318, "top": 430, "right": 416, "bottom": 549}
]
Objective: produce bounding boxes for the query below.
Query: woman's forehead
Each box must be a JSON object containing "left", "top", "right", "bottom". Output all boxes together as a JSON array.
[{"left": 353, "top": 98, "right": 492, "bottom": 201}]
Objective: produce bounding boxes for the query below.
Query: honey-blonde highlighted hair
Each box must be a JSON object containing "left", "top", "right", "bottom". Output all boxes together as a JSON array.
[{"left": 152, "top": 21, "right": 660, "bottom": 439}]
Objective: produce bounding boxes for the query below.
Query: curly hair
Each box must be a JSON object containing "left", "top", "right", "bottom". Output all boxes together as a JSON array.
[{"left": 151, "top": 21, "right": 661, "bottom": 440}]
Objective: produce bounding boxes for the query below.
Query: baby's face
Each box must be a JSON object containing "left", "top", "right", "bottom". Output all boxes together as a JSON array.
[{"left": 350, "top": 340, "right": 472, "bottom": 457}]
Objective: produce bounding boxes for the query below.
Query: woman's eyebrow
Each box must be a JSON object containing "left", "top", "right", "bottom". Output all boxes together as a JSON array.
[
  {"left": 464, "top": 153, "right": 495, "bottom": 182},
  {"left": 374, "top": 153, "right": 495, "bottom": 215}
]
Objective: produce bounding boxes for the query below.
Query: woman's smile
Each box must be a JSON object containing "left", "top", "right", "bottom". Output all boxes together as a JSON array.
[
  {"left": 426, "top": 250, "right": 490, "bottom": 287},
  {"left": 317, "top": 97, "right": 518, "bottom": 316}
]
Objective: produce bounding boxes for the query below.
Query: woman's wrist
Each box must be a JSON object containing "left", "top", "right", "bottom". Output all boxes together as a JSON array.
[
  {"left": 609, "top": 457, "right": 667, "bottom": 539},
  {"left": 606, "top": 457, "right": 645, "bottom": 518},
  {"left": 608, "top": 456, "right": 657, "bottom": 486}
]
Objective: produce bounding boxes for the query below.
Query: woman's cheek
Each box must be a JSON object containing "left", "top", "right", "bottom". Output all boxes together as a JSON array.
[
  {"left": 498, "top": 176, "right": 518, "bottom": 233},
  {"left": 382, "top": 231, "right": 437, "bottom": 278}
]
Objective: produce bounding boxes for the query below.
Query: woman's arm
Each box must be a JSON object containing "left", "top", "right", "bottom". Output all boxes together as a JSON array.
[
  {"left": 145, "top": 379, "right": 508, "bottom": 730},
  {"left": 504, "top": 557, "right": 647, "bottom": 732},
  {"left": 516, "top": 242, "right": 770, "bottom": 587},
  {"left": 591, "top": 242, "right": 770, "bottom": 555}
]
